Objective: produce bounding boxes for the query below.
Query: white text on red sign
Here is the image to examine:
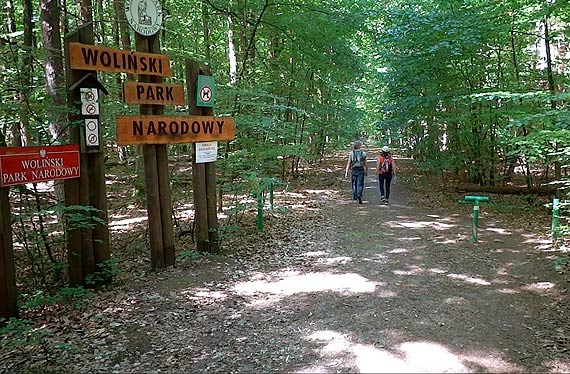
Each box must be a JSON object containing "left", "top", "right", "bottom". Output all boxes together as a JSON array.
[{"left": 0, "top": 145, "right": 80, "bottom": 187}]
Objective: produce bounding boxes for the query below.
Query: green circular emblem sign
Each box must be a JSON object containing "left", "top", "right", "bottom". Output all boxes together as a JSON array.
[{"left": 124, "top": 0, "right": 163, "bottom": 36}]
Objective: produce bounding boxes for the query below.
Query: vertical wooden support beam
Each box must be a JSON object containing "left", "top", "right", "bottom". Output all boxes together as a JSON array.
[
  {"left": 0, "top": 186, "right": 18, "bottom": 320},
  {"left": 64, "top": 26, "right": 89, "bottom": 285},
  {"left": 142, "top": 143, "right": 165, "bottom": 269},
  {"left": 65, "top": 23, "right": 111, "bottom": 282},
  {"left": 149, "top": 34, "right": 175, "bottom": 267},
  {"left": 200, "top": 94, "right": 219, "bottom": 252},
  {"left": 88, "top": 151, "right": 110, "bottom": 265},
  {"left": 186, "top": 59, "right": 209, "bottom": 252},
  {"left": 156, "top": 143, "right": 175, "bottom": 266},
  {"left": 136, "top": 34, "right": 164, "bottom": 270},
  {"left": 63, "top": 177, "right": 82, "bottom": 286},
  {"left": 79, "top": 154, "right": 95, "bottom": 275},
  {"left": 136, "top": 33, "right": 175, "bottom": 269}
]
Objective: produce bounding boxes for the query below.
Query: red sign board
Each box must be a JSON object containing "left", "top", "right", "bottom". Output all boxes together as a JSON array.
[{"left": 0, "top": 145, "right": 80, "bottom": 187}]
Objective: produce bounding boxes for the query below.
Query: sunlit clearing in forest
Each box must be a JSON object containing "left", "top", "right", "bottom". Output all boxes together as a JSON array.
[
  {"left": 300, "top": 331, "right": 521, "bottom": 373},
  {"left": 233, "top": 271, "right": 378, "bottom": 296}
]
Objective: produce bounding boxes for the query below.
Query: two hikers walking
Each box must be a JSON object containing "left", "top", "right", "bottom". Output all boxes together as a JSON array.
[{"left": 345, "top": 142, "right": 396, "bottom": 204}]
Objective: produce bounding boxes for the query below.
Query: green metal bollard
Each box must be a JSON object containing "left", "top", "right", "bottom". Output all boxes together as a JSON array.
[
  {"left": 464, "top": 195, "right": 489, "bottom": 243},
  {"left": 552, "top": 198, "right": 560, "bottom": 242},
  {"left": 269, "top": 180, "right": 274, "bottom": 212},
  {"left": 257, "top": 192, "right": 264, "bottom": 232}
]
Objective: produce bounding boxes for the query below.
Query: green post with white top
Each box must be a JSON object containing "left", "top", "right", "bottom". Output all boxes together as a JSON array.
[
  {"left": 552, "top": 198, "right": 560, "bottom": 242},
  {"left": 464, "top": 195, "right": 489, "bottom": 243}
]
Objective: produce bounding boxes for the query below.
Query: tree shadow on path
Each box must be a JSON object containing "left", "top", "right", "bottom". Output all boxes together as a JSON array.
[{"left": 282, "top": 161, "right": 569, "bottom": 373}]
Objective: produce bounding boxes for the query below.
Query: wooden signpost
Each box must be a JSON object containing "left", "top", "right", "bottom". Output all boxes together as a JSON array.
[
  {"left": 69, "top": 43, "right": 171, "bottom": 76},
  {"left": 116, "top": 115, "right": 235, "bottom": 144},
  {"left": 2, "top": 19, "right": 237, "bottom": 322},
  {"left": 0, "top": 145, "right": 80, "bottom": 186},
  {"left": 64, "top": 24, "right": 111, "bottom": 286},
  {"left": 2, "top": 10, "right": 238, "bottom": 320},
  {"left": 0, "top": 181, "right": 17, "bottom": 320},
  {"left": 186, "top": 61, "right": 221, "bottom": 252},
  {"left": 0, "top": 144, "right": 81, "bottom": 320},
  {"left": 123, "top": 82, "right": 185, "bottom": 105}
]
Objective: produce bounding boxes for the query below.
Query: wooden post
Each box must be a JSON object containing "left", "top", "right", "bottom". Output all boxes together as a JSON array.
[
  {"left": 65, "top": 23, "right": 111, "bottom": 284},
  {"left": 79, "top": 156, "right": 95, "bottom": 276},
  {"left": 156, "top": 143, "right": 175, "bottom": 266},
  {"left": 64, "top": 26, "right": 91, "bottom": 285},
  {"left": 200, "top": 75, "right": 219, "bottom": 251},
  {"left": 0, "top": 186, "right": 18, "bottom": 320},
  {"left": 149, "top": 34, "right": 175, "bottom": 267},
  {"left": 136, "top": 33, "right": 175, "bottom": 269},
  {"left": 88, "top": 151, "right": 110, "bottom": 265},
  {"left": 186, "top": 59, "right": 209, "bottom": 252}
]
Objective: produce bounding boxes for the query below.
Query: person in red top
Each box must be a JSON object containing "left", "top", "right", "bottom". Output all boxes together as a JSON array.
[{"left": 376, "top": 146, "right": 396, "bottom": 204}]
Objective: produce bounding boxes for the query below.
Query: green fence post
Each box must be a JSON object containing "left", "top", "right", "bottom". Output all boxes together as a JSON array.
[
  {"left": 552, "top": 198, "right": 560, "bottom": 242},
  {"left": 472, "top": 200, "right": 480, "bottom": 243},
  {"left": 269, "top": 179, "right": 274, "bottom": 212},
  {"left": 464, "top": 195, "right": 489, "bottom": 243},
  {"left": 257, "top": 192, "right": 263, "bottom": 232}
]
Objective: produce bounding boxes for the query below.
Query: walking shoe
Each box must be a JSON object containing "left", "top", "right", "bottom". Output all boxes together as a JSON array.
[{"left": 358, "top": 197, "right": 362, "bottom": 204}]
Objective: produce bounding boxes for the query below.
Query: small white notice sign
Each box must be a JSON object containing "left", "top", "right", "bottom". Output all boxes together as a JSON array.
[{"left": 195, "top": 141, "right": 218, "bottom": 163}]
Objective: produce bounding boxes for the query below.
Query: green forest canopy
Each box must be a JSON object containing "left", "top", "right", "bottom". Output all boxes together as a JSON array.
[{"left": 1, "top": 0, "right": 569, "bottom": 186}]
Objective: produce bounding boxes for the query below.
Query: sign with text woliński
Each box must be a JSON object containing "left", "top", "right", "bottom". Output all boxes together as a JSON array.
[
  {"left": 0, "top": 145, "right": 80, "bottom": 187},
  {"left": 69, "top": 43, "right": 171, "bottom": 77}
]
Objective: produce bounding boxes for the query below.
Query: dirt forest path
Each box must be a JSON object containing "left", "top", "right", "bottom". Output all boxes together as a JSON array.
[{"left": 3, "top": 154, "right": 569, "bottom": 373}]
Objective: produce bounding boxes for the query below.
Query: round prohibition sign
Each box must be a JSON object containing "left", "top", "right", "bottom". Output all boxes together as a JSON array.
[
  {"left": 200, "top": 85, "right": 213, "bottom": 103},
  {"left": 86, "top": 103, "right": 97, "bottom": 114},
  {"left": 88, "top": 133, "right": 98, "bottom": 145},
  {"left": 85, "top": 91, "right": 96, "bottom": 101},
  {"left": 86, "top": 120, "right": 98, "bottom": 131}
]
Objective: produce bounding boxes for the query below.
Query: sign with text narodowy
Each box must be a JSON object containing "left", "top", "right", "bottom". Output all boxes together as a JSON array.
[
  {"left": 69, "top": 42, "right": 171, "bottom": 77},
  {"left": 123, "top": 81, "right": 185, "bottom": 105},
  {"left": 0, "top": 145, "right": 80, "bottom": 187},
  {"left": 116, "top": 115, "right": 235, "bottom": 145}
]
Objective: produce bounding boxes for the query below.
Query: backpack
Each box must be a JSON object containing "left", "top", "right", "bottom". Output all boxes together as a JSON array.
[
  {"left": 378, "top": 154, "right": 393, "bottom": 174},
  {"left": 350, "top": 149, "right": 366, "bottom": 168}
]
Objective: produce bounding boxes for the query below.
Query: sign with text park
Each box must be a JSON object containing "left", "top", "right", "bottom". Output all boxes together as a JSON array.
[
  {"left": 0, "top": 145, "right": 80, "bottom": 187},
  {"left": 123, "top": 81, "right": 185, "bottom": 105},
  {"left": 116, "top": 115, "right": 235, "bottom": 145}
]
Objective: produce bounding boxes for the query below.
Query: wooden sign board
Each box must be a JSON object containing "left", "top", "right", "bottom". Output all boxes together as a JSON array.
[
  {"left": 0, "top": 145, "right": 80, "bottom": 187},
  {"left": 124, "top": 82, "right": 185, "bottom": 105},
  {"left": 116, "top": 115, "right": 235, "bottom": 145},
  {"left": 69, "top": 42, "right": 171, "bottom": 77}
]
